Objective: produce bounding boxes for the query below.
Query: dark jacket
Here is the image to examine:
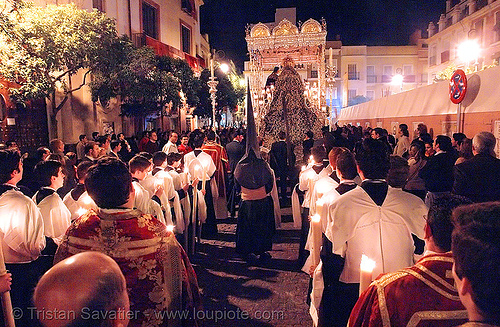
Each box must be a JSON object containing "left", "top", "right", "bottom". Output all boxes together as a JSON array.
[
  {"left": 225, "top": 140, "right": 245, "bottom": 173},
  {"left": 419, "top": 151, "right": 455, "bottom": 192},
  {"left": 453, "top": 153, "right": 500, "bottom": 203}
]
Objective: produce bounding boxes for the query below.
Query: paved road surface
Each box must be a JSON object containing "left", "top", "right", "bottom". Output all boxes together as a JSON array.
[{"left": 191, "top": 213, "right": 313, "bottom": 327}]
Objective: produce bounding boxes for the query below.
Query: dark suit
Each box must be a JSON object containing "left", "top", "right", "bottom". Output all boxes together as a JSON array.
[
  {"left": 270, "top": 140, "right": 294, "bottom": 199},
  {"left": 225, "top": 140, "right": 245, "bottom": 217},
  {"left": 453, "top": 153, "right": 500, "bottom": 203},
  {"left": 419, "top": 151, "right": 455, "bottom": 192}
]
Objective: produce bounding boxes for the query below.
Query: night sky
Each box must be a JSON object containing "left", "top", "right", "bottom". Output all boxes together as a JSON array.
[{"left": 200, "top": 0, "right": 446, "bottom": 71}]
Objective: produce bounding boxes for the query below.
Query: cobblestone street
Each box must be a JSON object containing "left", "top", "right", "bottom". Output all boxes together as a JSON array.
[{"left": 190, "top": 210, "right": 313, "bottom": 327}]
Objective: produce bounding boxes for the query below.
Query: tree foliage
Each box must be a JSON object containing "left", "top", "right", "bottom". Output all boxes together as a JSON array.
[
  {"left": 0, "top": 1, "right": 120, "bottom": 136},
  {"left": 194, "top": 68, "right": 240, "bottom": 118}
]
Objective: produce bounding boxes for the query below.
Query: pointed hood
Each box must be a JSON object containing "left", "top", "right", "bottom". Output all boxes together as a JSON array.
[{"left": 234, "top": 82, "right": 273, "bottom": 190}]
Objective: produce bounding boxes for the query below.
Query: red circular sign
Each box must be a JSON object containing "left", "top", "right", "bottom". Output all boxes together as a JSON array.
[{"left": 449, "top": 69, "right": 467, "bottom": 104}]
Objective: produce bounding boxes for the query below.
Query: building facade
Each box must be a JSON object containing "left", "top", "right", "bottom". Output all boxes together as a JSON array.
[
  {"left": 427, "top": 0, "right": 500, "bottom": 81},
  {"left": 29, "top": 0, "right": 210, "bottom": 143}
]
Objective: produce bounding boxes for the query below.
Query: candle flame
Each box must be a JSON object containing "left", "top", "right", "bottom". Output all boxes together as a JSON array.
[
  {"left": 360, "top": 254, "right": 376, "bottom": 272},
  {"left": 301, "top": 165, "right": 306, "bottom": 172},
  {"left": 76, "top": 208, "right": 87, "bottom": 217},
  {"left": 82, "top": 194, "right": 92, "bottom": 205},
  {"left": 166, "top": 225, "right": 175, "bottom": 232},
  {"left": 311, "top": 214, "right": 321, "bottom": 223}
]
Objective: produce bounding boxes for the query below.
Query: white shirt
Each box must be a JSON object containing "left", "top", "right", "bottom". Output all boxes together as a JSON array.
[
  {"left": 34, "top": 189, "right": 71, "bottom": 242},
  {"left": 162, "top": 141, "right": 178, "bottom": 154},
  {"left": 132, "top": 181, "right": 166, "bottom": 224},
  {"left": 63, "top": 190, "right": 97, "bottom": 222},
  {"left": 326, "top": 186, "right": 427, "bottom": 283},
  {"left": 299, "top": 165, "right": 333, "bottom": 208},
  {"left": 0, "top": 187, "right": 45, "bottom": 263},
  {"left": 184, "top": 150, "right": 216, "bottom": 180}
]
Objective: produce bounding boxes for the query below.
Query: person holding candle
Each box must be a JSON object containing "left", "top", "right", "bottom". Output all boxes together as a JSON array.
[
  {"left": 321, "top": 138, "right": 427, "bottom": 327},
  {"left": 55, "top": 158, "right": 201, "bottom": 326},
  {"left": 297, "top": 146, "right": 330, "bottom": 267},
  {"left": 184, "top": 133, "right": 218, "bottom": 237},
  {"left": 349, "top": 194, "right": 471, "bottom": 327},
  {"left": 0, "top": 149, "right": 46, "bottom": 326}
]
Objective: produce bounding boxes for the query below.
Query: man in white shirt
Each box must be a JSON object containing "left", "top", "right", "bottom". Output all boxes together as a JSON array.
[
  {"left": 0, "top": 149, "right": 45, "bottom": 326},
  {"left": 162, "top": 131, "right": 179, "bottom": 154},
  {"left": 323, "top": 138, "right": 427, "bottom": 327}
]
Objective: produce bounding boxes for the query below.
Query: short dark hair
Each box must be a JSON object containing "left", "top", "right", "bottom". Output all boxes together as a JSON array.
[
  {"left": 311, "top": 146, "right": 326, "bottom": 164},
  {"left": 128, "top": 155, "right": 151, "bottom": 174},
  {"left": 278, "top": 131, "right": 286, "bottom": 140},
  {"left": 85, "top": 158, "right": 132, "bottom": 208},
  {"left": 387, "top": 155, "right": 409, "bottom": 188},
  {"left": 138, "top": 152, "right": 152, "bottom": 161},
  {"left": 84, "top": 141, "right": 97, "bottom": 156},
  {"left": 34, "top": 160, "right": 62, "bottom": 187},
  {"left": 152, "top": 151, "right": 167, "bottom": 167},
  {"left": 192, "top": 134, "right": 205, "bottom": 148},
  {"left": 410, "top": 140, "right": 426, "bottom": 159},
  {"left": 427, "top": 194, "right": 471, "bottom": 252},
  {"left": 355, "top": 138, "right": 390, "bottom": 179},
  {"left": 79, "top": 134, "right": 87, "bottom": 141},
  {"left": 435, "top": 135, "right": 453, "bottom": 152},
  {"left": 206, "top": 130, "right": 216, "bottom": 141},
  {"left": 306, "top": 131, "right": 314, "bottom": 139},
  {"left": 96, "top": 135, "right": 109, "bottom": 147},
  {"left": 328, "top": 147, "right": 349, "bottom": 169},
  {"left": 167, "top": 152, "right": 183, "bottom": 166},
  {"left": 0, "top": 150, "right": 21, "bottom": 184},
  {"left": 110, "top": 140, "right": 121, "bottom": 151},
  {"left": 452, "top": 132, "right": 466, "bottom": 145},
  {"left": 336, "top": 151, "right": 357, "bottom": 180},
  {"left": 49, "top": 139, "right": 64, "bottom": 153},
  {"left": 452, "top": 202, "right": 500, "bottom": 321},
  {"left": 76, "top": 161, "right": 94, "bottom": 181}
]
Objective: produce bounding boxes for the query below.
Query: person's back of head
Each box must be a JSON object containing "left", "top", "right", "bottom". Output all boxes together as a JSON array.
[
  {"left": 328, "top": 147, "right": 349, "bottom": 170},
  {"left": 387, "top": 155, "right": 409, "bottom": 188},
  {"left": 192, "top": 133, "right": 205, "bottom": 148},
  {"left": 278, "top": 131, "right": 286, "bottom": 141},
  {"left": 166, "top": 152, "right": 183, "bottom": 166},
  {"left": 86, "top": 158, "right": 132, "bottom": 209},
  {"left": 34, "top": 251, "right": 129, "bottom": 327},
  {"left": 435, "top": 135, "right": 453, "bottom": 152},
  {"left": 336, "top": 150, "right": 357, "bottom": 180},
  {"left": 92, "top": 132, "right": 99, "bottom": 140},
  {"left": 206, "top": 130, "right": 216, "bottom": 141},
  {"left": 129, "top": 155, "right": 151, "bottom": 175},
  {"left": 49, "top": 139, "right": 64, "bottom": 153},
  {"left": 0, "top": 149, "right": 21, "bottom": 184},
  {"left": 472, "top": 131, "right": 496, "bottom": 156},
  {"left": 76, "top": 161, "right": 94, "bottom": 183},
  {"left": 306, "top": 131, "right": 314, "bottom": 139},
  {"left": 355, "top": 138, "right": 390, "bottom": 179},
  {"left": 427, "top": 194, "right": 471, "bottom": 252},
  {"left": 84, "top": 141, "right": 97, "bottom": 156},
  {"left": 452, "top": 202, "right": 500, "bottom": 323},
  {"left": 152, "top": 151, "right": 167, "bottom": 167},
  {"left": 453, "top": 133, "right": 467, "bottom": 146},
  {"left": 34, "top": 160, "right": 62, "bottom": 188},
  {"left": 311, "top": 146, "right": 327, "bottom": 164}
]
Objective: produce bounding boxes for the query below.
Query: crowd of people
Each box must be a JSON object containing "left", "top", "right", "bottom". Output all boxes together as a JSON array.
[{"left": 0, "top": 120, "right": 499, "bottom": 326}]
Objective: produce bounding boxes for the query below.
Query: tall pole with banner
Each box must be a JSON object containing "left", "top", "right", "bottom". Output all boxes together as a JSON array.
[{"left": 449, "top": 69, "right": 467, "bottom": 133}]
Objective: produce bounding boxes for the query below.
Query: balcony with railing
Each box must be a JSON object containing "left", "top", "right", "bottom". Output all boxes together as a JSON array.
[{"left": 131, "top": 32, "right": 205, "bottom": 71}]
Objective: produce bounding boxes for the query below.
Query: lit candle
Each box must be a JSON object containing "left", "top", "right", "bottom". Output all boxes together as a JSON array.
[
  {"left": 301, "top": 165, "right": 306, "bottom": 172},
  {"left": 166, "top": 225, "right": 175, "bottom": 233},
  {"left": 76, "top": 208, "right": 87, "bottom": 217},
  {"left": 359, "top": 254, "right": 376, "bottom": 295},
  {"left": 201, "top": 167, "right": 206, "bottom": 192},
  {"left": 210, "top": 58, "right": 214, "bottom": 78},
  {"left": 329, "top": 47, "right": 333, "bottom": 67},
  {"left": 82, "top": 194, "right": 92, "bottom": 205},
  {"left": 311, "top": 214, "right": 322, "bottom": 266}
]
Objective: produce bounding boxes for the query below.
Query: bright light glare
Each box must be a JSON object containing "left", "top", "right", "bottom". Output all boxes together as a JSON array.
[
  {"left": 220, "top": 63, "right": 230, "bottom": 74},
  {"left": 239, "top": 78, "right": 246, "bottom": 87},
  {"left": 391, "top": 74, "right": 403, "bottom": 86},
  {"left": 458, "top": 39, "right": 481, "bottom": 63},
  {"left": 360, "top": 254, "right": 376, "bottom": 272}
]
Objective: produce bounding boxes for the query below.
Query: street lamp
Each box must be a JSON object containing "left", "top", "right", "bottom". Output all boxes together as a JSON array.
[
  {"left": 219, "top": 63, "right": 230, "bottom": 74},
  {"left": 392, "top": 73, "right": 404, "bottom": 93},
  {"left": 457, "top": 39, "right": 480, "bottom": 71}
]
